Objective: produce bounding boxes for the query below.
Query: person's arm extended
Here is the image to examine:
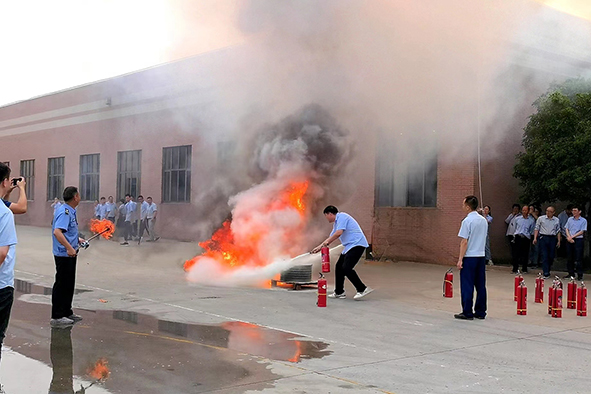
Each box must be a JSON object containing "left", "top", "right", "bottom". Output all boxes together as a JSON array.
[
  {"left": 0, "top": 245, "right": 8, "bottom": 266},
  {"left": 533, "top": 229, "right": 539, "bottom": 245},
  {"left": 566, "top": 228, "right": 573, "bottom": 242},
  {"left": 311, "top": 230, "right": 344, "bottom": 253},
  {"left": 53, "top": 228, "right": 77, "bottom": 256},
  {"left": 557, "top": 232, "right": 561, "bottom": 248},
  {"left": 9, "top": 180, "right": 27, "bottom": 214},
  {"left": 457, "top": 238, "right": 468, "bottom": 269}
]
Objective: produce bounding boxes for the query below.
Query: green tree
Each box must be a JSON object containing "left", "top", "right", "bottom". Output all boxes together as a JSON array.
[{"left": 514, "top": 78, "right": 591, "bottom": 211}]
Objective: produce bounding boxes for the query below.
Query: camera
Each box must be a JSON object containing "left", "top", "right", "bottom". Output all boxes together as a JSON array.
[{"left": 11, "top": 177, "right": 22, "bottom": 186}]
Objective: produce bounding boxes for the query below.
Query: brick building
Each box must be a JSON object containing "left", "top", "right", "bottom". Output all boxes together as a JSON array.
[{"left": 0, "top": 2, "right": 589, "bottom": 264}]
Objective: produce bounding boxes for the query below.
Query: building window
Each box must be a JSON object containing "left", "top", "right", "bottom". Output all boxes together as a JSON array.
[
  {"left": 162, "top": 145, "right": 191, "bottom": 203},
  {"left": 79, "top": 154, "right": 100, "bottom": 201},
  {"left": 47, "top": 157, "right": 65, "bottom": 201},
  {"left": 117, "top": 150, "right": 141, "bottom": 201},
  {"left": 20, "top": 159, "right": 35, "bottom": 200},
  {"left": 375, "top": 138, "right": 437, "bottom": 208}
]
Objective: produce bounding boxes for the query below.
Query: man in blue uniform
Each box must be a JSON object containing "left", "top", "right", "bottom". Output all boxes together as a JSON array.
[
  {"left": 455, "top": 195, "right": 488, "bottom": 320},
  {"left": 51, "top": 186, "right": 85, "bottom": 327},
  {"left": 0, "top": 163, "right": 18, "bottom": 368},
  {"left": 565, "top": 205, "right": 587, "bottom": 280},
  {"left": 312, "top": 206, "right": 373, "bottom": 300}
]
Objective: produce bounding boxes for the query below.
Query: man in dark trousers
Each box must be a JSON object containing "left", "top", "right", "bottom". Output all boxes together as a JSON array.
[
  {"left": 455, "top": 195, "right": 488, "bottom": 320},
  {"left": 565, "top": 205, "right": 587, "bottom": 280},
  {"left": 311, "top": 205, "right": 373, "bottom": 300},
  {"left": 0, "top": 163, "right": 18, "bottom": 372},
  {"left": 51, "top": 186, "right": 85, "bottom": 327}
]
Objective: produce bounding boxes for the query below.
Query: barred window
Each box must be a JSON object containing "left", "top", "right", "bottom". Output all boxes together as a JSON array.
[
  {"left": 375, "top": 137, "right": 437, "bottom": 208},
  {"left": 117, "top": 150, "right": 141, "bottom": 201},
  {"left": 162, "top": 145, "right": 191, "bottom": 203},
  {"left": 80, "top": 154, "right": 100, "bottom": 201},
  {"left": 20, "top": 159, "right": 35, "bottom": 200},
  {"left": 47, "top": 157, "right": 64, "bottom": 201}
]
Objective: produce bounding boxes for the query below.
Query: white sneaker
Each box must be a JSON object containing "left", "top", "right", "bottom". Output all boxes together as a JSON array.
[
  {"left": 354, "top": 287, "right": 374, "bottom": 300},
  {"left": 50, "top": 317, "right": 74, "bottom": 327},
  {"left": 328, "top": 292, "right": 346, "bottom": 299},
  {"left": 487, "top": 260, "right": 494, "bottom": 266}
]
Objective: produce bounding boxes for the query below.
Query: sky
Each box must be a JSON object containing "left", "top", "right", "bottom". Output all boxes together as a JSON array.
[{"left": 0, "top": 0, "right": 589, "bottom": 107}]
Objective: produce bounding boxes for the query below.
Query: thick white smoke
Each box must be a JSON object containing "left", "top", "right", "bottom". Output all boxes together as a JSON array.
[{"left": 185, "top": 105, "right": 350, "bottom": 286}]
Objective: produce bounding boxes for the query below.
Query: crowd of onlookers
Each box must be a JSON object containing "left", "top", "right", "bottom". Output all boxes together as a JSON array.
[
  {"left": 502, "top": 203, "right": 586, "bottom": 280},
  {"left": 52, "top": 194, "right": 160, "bottom": 245}
]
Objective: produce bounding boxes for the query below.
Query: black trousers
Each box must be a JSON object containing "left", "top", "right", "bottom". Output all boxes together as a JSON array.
[
  {"left": 335, "top": 246, "right": 367, "bottom": 294},
  {"left": 0, "top": 286, "right": 14, "bottom": 361},
  {"left": 567, "top": 238, "right": 585, "bottom": 277},
  {"left": 513, "top": 235, "right": 530, "bottom": 272},
  {"left": 49, "top": 326, "right": 74, "bottom": 393},
  {"left": 52, "top": 256, "right": 77, "bottom": 319}
]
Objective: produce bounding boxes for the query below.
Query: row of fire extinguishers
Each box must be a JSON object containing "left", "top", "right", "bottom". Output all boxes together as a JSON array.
[
  {"left": 442, "top": 268, "right": 587, "bottom": 318},
  {"left": 514, "top": 272, "right": 587, "bottom": 317},
  {"left": 317, "top": 246, "right": 331, "bottom": 307}
]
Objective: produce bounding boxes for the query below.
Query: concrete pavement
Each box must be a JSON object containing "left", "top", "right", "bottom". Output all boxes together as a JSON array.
[{"left": 2, "top": 225, "right": 591, "bottom": 393}]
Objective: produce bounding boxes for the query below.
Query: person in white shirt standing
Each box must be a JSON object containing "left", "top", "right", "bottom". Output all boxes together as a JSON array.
[
  {"left": 505, "top": 204, "right": 520, "bottom": 263},
  {"left": 145, "top": 197, "right": 159, "bottom": 242},
  {"left": 105, "top": 196, "right": 117, "bottom": 223},
  {"left": 120, "top": 194, "right": 136, "bottom": 246},
  {"left": 455, "top": 195, "right": 489, "bottom": 320},
  {"left": 98, "top": 197, "right": 108, "bottom": 220}
]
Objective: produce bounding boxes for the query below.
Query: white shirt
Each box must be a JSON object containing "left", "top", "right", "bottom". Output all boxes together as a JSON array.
[
  {"left": 146, "top": 203, "right": 158, "bottom": 219},
  {"left": 458, "top": 211, "right": 488, "bottom": 258}
]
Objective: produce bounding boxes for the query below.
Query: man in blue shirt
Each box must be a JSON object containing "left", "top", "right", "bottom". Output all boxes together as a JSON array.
[
  {"left": 51, "top": 186, "right": 85, "bottom": 327},
  {"left": 120, "top": 194, "right": 136, "bottom": 245},
  {"left": 455, "top": 196, "right": 489, "bottom": 320},
  {"left": 0, "top": 163, "right": 18, "bottom": 366},
  {"left": 311, "top": 206, "right": 373, "bottom": 300},
  {"left": 512, "top": 205, "right": 536, "bottom": 273},
  {"left": 565, "top": 205, "right": 587, "bottom": 280}
]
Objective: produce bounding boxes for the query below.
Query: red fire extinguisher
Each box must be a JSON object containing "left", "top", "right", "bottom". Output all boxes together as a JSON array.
[
  {"left": 535, "top": 273, "right": 544, "bottom": 304},
  {"left": 517, "top": 280, "right": 527, "bottom": 315},
  {"left": 514, "top": 271, "right": 523, "bottom": 301},
  {"left": 321, "top": 246, "right": 330, "bottom": 273},
  {"left": 567, "top": 277, "right": 577, "bottom": 310},
  {"left": 443, "top": 268, "right": 453, "bottom": 298},
  {"left": 552, "top": 284, "right": 563, "bottom": 318},
  {"left": 548, "top": 283, "right": 555, "bottom": 315},
  {"left": 577, "top": 282, "right": 587, "bottom": 317},
  {"left": 317, "top": 274, "right": 327, "bottom": 307}
]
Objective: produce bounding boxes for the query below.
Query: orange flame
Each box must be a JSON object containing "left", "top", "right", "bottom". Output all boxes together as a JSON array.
[
  {"left": 287, "top": 340, "right": 303, "bottom": 363},
  {"left": 184, "top": 181, "right": 309, "bottom": 272},
  {"left": 87, "top": 358, "right": 110, "bottom": 380},
  {"left": 90, "top": 219, "right": 116, "bottom": 239}
]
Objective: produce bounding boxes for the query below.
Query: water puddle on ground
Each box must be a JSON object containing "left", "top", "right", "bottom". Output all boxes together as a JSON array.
[{"left": 2, "top": 280, "right": 331, "bottom": 393}]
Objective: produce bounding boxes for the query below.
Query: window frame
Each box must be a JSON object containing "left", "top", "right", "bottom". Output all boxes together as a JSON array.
[
  {"left": 19, "top": 159, "right": 35, "bottom": 201},
  {"left": 162, "top": 145, "right": 192, "bottom": 203},
  {"left": 47, "top": 157, "right": 65, "bottom": 201},
  {"left": 116, "top": 150, "right": 142, "bottom": 201},
  {"left": 79, "top": 153, "right": 100, "bottom": 201}
]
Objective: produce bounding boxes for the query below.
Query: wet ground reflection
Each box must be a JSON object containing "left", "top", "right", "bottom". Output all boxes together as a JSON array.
[{"left": 4, "top": 280, "right": 331, "bottom": 393}]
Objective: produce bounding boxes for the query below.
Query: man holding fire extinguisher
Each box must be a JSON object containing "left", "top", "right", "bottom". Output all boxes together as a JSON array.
[
  {"left": 311, "top": 206, "right": 373, "bottom": 300},
  {"left": 455, "top": 196, "right": 488, "bottom": 320}
]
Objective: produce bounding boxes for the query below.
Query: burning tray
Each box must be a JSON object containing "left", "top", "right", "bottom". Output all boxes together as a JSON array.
[{"left": 271, "top": 264, "right": 316, "bottom": 290}]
